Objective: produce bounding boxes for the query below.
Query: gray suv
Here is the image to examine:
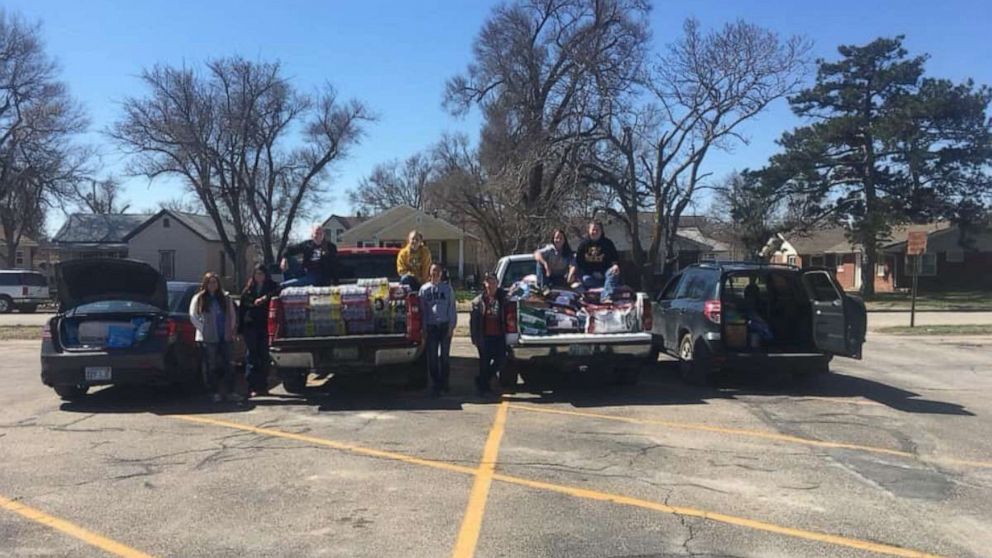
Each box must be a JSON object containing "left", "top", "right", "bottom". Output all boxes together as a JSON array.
[{"left": 651, "top": 263, "right": 866, "bottom": 384}]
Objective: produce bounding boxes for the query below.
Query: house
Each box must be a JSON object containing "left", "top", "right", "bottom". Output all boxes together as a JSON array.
[
  {"left": 764, "top": 223, "right": 959, "bottom": 292},
  {"left": 883, "top": 224, "right": 992, "bottom": 291},
  {"left": 51, "top": 214, "right": 153, "bottom": 260},
  {"left": 336, "top": 205, "right": 482, "bottom": 280},
  {"left": 603, "top": 214, "right": 739, "bottom": 273},
  {"left": 321, "top": 214, "right": 368, "bottom": 245},
  {"left": 124, "top": 209, "right": 253, "bottom": 285},
  {"left": 0, "top": 232, "right": 39, "bottom": 270}
]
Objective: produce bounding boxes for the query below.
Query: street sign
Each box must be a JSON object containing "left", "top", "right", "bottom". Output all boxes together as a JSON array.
[{"left": 907, "top": 231, "right": 928, "bottom": 256}]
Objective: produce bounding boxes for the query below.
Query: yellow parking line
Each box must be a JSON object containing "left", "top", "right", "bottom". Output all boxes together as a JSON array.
[
  {"left": 0, "top": 494, "right": 156, "bottom": 558},
  {"left": 171, "top": 414, "right": 945, "bottom": 558},
  {"left": 507, "top": 404, "right": 992, "bottom": 469},
  {"left": 452, "top": 401, "right": 509, "bottom": 558}
]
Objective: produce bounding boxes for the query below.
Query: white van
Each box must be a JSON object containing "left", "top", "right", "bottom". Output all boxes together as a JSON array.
[{"left": 0, "top": 270, "right": 50, "bottom": 313}]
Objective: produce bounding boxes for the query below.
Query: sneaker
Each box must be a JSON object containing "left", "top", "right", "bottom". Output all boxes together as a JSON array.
[{"left": 211, "top": 393, "right": 223, "bottom": 403}]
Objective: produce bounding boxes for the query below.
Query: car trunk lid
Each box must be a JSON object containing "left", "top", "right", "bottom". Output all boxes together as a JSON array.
[{"left": 56, "top": 259, "right": 168, "bottom": 312}]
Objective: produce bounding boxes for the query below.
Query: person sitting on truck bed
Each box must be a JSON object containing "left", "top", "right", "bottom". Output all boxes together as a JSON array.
[
  {"left": 470, "top": 272, "right": 506, "bottom": 397},
  {"left": 281, "top": 225, "right": 338, "bottom": 288},
  {"left": 568, "top": 221, "right": 621, "bottom": 304},
  {"left": 534, "top": 228, "right": 573, "bottom": 294},
  {"left": 419, "top": 263, "right": 457, "bottom": 397},
  {"left": 397, "top": 230, "right": 432, "bottom": 291}
]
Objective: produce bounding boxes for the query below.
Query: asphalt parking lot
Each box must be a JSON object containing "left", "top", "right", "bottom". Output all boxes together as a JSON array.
[{"left": 2, "top": 333, "right": 992, "bottom": 557}]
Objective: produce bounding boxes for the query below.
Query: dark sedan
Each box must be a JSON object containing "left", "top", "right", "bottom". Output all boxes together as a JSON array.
[{"left": 41, "top": 259, "right": 223, "bottom": 401}]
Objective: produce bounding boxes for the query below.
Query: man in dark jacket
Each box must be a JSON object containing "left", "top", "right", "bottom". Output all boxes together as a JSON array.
[
  {"left": 569, "top": 221, "right": 621, "bottom": 303},
  {"left": 281, "top": 225, "right": 338, "bottom": 287},
  {"left": 470, "top": 272, "right": 506, "bottom": 397}
]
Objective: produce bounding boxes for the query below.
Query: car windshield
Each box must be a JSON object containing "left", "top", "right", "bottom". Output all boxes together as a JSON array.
[{"left": 66, "top": 300, "right": 162, "bottom": 315}]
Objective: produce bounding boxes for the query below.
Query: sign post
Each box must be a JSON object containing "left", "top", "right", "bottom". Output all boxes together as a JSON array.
[{"left": 906, "top": 231, "right": 928, "bottom": 328}]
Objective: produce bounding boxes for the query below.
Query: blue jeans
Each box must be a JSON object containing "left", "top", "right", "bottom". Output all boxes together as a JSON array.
[
  {"left": 477, "top": 335, "right": 505, "bottom": 392},
  {"left": 425, "top": 323, "right": 451, "bottom": 391},
  {"left": 243, "top": 326, "right": 269, "bottom": 393},
  {"left": 535, "top": 263, "right": 567, "bottom": 289},
  {"left": 281, "top": 270, "right": 321, "bottom": 288},
  {"left": 581, "top": 270, "right": 620, "bottom": 301}
]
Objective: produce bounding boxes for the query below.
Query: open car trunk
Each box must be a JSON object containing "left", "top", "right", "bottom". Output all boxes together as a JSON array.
[
  {"left": 58, "top": 311, "right": 166, "bottom": 351},
  {"left": 720, "top": 270, "right": 817, "bottom": 354}
]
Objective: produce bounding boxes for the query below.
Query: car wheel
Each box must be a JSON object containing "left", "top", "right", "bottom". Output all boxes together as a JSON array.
[
  {"left": 678, "top": 334, "right": 711, "bottom": 386},
  {"left": 281, "top": 369, "right": 308, "bottom": 395},
  {"left": 53, "top": 385, "right": 89, "bottom": 401},
  {"left": 19, "top": 304, "right": 38, "bottom": 314},
  {"left": 0, "top": 296, "right": 13, "bottom": 314}
]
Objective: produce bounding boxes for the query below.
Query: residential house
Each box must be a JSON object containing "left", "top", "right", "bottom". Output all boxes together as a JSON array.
[
  {"left": 764, "top": 223, "right": 956, "bottom": 292},
  {"left": 51, "top": 214, "right": 152, "bottom": 260},
  {"left": 603, "top": 214, "right": 739, "bottom": 273},
  {"left": 336, "top": 205, "right": 482, "bottom": 281},
  {"left": 0, "top": 232, "right": 39, "bottom": 270},
  {"left": 124, "top": 209, "right": 252, "bottom": 286},
  {"left": 884, "top": 224, "right": 992, "bottom": 291},
  {"left": 321, "top": 214, "right": 368, "bottom": 245}
]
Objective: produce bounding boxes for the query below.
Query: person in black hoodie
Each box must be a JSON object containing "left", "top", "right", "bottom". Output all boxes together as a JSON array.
[
  {"left": 239, "top": 264, "right": 280, "bottom": 396},
  {"left": 569, "top": 221, "right": 621, "bottom": 303},
  {"left": 280, "top": 225, "right": 338, "bottom": 287}
]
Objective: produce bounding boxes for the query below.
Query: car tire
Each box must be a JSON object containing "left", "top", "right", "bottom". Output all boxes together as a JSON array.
[
  {"left": 54, "top": 385, "right": 88, "bottom": 401},
  {"left": 281, "top": 369, "right": 308, "bottom": 395},
  {"left": 795, "top": 358, "right": 830, "bottom": 383},
  {"left": 498, "top": 364, "right": 519, "bottom": 391},
  {"left": 678, "top": 334, "right": 711, "bottom": 386},
  {"left": 19, "top": 304, "right": 38, "bottom": 314},
  {"left": 0, "top": 296, "right": 13, "bottom": 314},
  {"left": 180, "top": 356, "right": 210, "bottom": 394}
]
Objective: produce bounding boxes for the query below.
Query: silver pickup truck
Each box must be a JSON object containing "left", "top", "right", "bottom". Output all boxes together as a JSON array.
[{"left": 494, "top": 254, "right": 654, "bottom": 387}]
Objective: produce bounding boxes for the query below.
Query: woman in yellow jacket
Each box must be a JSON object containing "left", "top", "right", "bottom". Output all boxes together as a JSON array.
[{"left": 397, "top": 230, "right": 432, "bottom": 290}]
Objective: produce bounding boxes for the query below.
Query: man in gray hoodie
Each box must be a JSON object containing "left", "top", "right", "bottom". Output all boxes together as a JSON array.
[{"left": 419, "top": 263, "right": 458, "bottom": 396}]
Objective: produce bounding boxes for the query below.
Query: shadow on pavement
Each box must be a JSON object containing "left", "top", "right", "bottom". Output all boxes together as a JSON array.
[{"left": 58, "top": 384, "right": 258, "bottom": 415}]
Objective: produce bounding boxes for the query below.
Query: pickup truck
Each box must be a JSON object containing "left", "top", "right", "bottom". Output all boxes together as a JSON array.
[
  {"left": 266, "top": 248, "right": 425, "bottom": 394},
  {"left": 494, "top": 254, "right": 654, "bottom": 388}
]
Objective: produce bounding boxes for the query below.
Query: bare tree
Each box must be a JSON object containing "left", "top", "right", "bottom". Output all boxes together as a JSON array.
[
  {"left": 349, "top": 152, "right": 435, "bottom": 214},
  {"left": 586, "top": 19, "right": 810, "bottom": 284},
  {"left": 112, "top": 57, "right": 373, "bottom": 283},
  {"left": 0, "top": 11, "right": 89, "bottom": 268},
  {"left": 444, "top": 0, "right": 650, "bottom": 252},
  {"left": 70, "top": 177, "right": 130, "bottom": 214}
]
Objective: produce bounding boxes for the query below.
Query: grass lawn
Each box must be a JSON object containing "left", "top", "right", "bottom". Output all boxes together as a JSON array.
[
  {"left": 0, "top": 326, "right": 43, "bottom": 341},
  {"left": 876, "top": 324, "right": 992, "bottom": 336},
  {"left": 865, "top": 291, "right": 992, "bottom": 312}
]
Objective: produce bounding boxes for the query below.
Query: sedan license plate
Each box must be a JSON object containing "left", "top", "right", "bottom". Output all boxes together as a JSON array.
[
  {"left": 569, "top": 344, "right": 594, "bottom": 357},
  {"left": 84, "top": 366, "right": 112, "bottom": 381},
  {"left": 333, "top": 347, "right": 359, "bottom": 361}
]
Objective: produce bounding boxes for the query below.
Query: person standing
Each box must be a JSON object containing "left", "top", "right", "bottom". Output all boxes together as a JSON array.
[
  {"left": 239, "top": 264, "right": 279, "bottom": 397},
  {"left": 534, "top": 228, "right": 573, "bottom": 293},
  {"left": 419, "top": 263, "right": 457, "bottom": 396},
  {"left": 470, "top": 272, "right": 506, "bottom": 397},
  {"left": 189, "top": 272, "right": 241, "bottom": 403},
  {"left": 396, "top": 230, "right": 432, "bottom": 291},
  {"left": 569, "top": 221, "right": 621, "bottom": 304},
  {"left": 281, "top": 225, "right": 338, "bottom": 287}
]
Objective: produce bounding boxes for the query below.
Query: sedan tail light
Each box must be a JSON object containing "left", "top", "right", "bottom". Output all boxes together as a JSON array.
[{"left": 703, "top": 300, "right": 722, "bottom": 324}]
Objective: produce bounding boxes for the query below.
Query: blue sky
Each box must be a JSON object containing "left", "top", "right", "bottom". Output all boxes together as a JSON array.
[{"left": 5, "top": 0, "right": 991, "bottom": 236}]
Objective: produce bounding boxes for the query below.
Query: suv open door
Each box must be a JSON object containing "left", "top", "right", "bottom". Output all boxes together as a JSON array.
[{"left": 802, "top": 269, "right": 865, "bottom": 359}]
